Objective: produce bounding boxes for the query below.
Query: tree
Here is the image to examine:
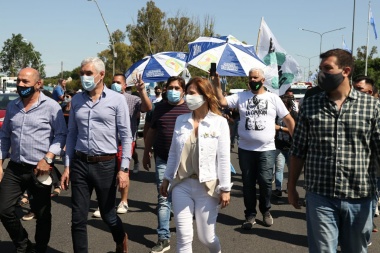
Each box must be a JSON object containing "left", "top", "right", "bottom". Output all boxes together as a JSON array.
[
  {"left": 166, "top": 12, "right": 201, "bottom": 52},
  {"left": 355, "top": 45, "right": 378, "bottom": 61},
  {"left": 201, "top": 15, "right": 216, "bottom": 37},
  {"left": 353, "top": 45, "right": 380, "bottom": 89},
  {"left": 98, "top": 29, "right": 133, "bottom": 83},
  {"left": 126, "top": 1, "right": 169, "bottom": 62},
  {"left": 0, "top": 33, "right": 45, "bottom": 77}
]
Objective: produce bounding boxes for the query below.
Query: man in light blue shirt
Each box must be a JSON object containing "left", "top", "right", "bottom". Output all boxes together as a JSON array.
[
  {"left": 61, "top": 57, "right": 132, "bottom": 253},
  {"left": 52, "top": 78, "right": 66, "bottom": 102},
  {"left": 0, "top": 67, "right": 67, "bottom": 253}
]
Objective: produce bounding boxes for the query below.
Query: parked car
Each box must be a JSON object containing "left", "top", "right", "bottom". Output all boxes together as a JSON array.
[{"left": 0, "top": 93, "right": 19, "bottom": 128}]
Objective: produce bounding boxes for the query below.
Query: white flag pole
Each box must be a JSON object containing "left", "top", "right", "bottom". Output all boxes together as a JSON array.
[
  {"left": 256, "top": 17, "right": 264, "bottom": 55},
  {"left": 365, "top": 1, "right": 371, "bottom": 75}
]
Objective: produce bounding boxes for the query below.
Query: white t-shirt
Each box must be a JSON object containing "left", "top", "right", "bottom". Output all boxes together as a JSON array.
[
  {"left": 150, "top": 95, "right": 162, "bottom": 103},
  {"left": 226, "top": 91, "right": 289, "bottom": 151}
]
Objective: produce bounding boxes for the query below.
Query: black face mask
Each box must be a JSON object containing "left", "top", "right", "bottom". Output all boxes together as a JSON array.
[
  {"left": 249, "top": 81, "right": 263, "bottom": 91},
  {"left": 161, "top": 92, "right": 167, "bottom": 101},
  {"left": 155, "top": 91, "right": 161, "bottom": 96},
  {"left": 17, "top": 86, "right": 36, "bottom": 99},
  {"left": 318, "top": 71, "right": 344, "bottom": 92}
]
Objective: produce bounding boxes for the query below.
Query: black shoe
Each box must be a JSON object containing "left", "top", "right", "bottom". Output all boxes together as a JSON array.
[
  {"left": 241, "top": 215, "right": 256, "bottom": 230},
  {"left": 115, "top": 233, "right": 128, "bottom": 253},
  {"left": 272, "top": 189, "right": 282, "bottom": 198},
  {"left": 150, "top": 239, "right": 170, "bottom": 253}
]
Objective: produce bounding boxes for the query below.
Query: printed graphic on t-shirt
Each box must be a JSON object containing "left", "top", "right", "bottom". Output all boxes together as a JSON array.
[{"left": 245, "top": 96, "right": 268, "bottom": 130}]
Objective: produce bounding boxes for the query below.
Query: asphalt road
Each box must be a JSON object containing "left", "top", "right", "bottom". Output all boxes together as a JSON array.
[{"left": 0, "top": 138, "right": 379, "bottom": 252}]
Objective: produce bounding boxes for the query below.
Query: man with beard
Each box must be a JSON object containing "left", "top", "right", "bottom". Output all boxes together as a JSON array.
[{"left": 288, "top": 49, "right": 379, "bottom": 252}]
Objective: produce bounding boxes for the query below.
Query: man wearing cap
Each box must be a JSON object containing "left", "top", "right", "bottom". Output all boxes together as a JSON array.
[{"left": 0, "top": 67, "right": 67, "bottom": 252}]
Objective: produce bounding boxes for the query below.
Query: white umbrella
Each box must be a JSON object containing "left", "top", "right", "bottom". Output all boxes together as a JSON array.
[
  {"left": 187, "top": 35, "right": 266, "bottom": 76},
  {"left": 125, "top": 52, "right": 188, "bottom": 86}
]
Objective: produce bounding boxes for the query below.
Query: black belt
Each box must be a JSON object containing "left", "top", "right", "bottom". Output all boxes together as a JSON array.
[
  {"left": 9, "top": 160, "right": 36, "bottom": 168},
  {"left": 75, "top": 151, "right": 116, "bottom": 163}
]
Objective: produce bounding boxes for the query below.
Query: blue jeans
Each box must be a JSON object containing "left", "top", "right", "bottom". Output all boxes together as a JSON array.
[
  {"left": 274, "top": 149, "right": 289, "bottom": 191},
  {"left": 155, "top": 156, "right": 171, "bottom": 240},
  {"left": 230, "top": 120, "right": 239, "bottom": 145},
  {"left": 70, "top": 157, "right": 125, "bottom": 253},
  {"left": 238, "top": 148, "right": 275, "bottom": 218},
  {"left": 306, "top": 191, "right": 373, "bottom": 253}
]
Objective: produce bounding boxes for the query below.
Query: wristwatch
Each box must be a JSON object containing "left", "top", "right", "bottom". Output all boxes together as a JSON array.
[
  {"left": 279, "top": 126, "right": 283, "bottom": 132},
  {"left": 43, "top": 156, "right": 53, "bottom": 165},
  {"left": 120, "top": 167, "right": 129, "bottom": 173}
]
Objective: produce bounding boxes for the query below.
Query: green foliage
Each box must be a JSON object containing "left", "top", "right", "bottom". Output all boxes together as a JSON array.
[
  {"left": 225, "top": 77, "right": 249, "bottom": 91},
  {"left": 126, "top": 1, "right": 169, "bottom": 62},
  {"left": 0, "top": 33, "right": 45, "bottom": 77},
  {"left": 355, "top": 46, "right": 378, "bottom": 61},
  {"left": 353, "top": 46, "right": 380, "bottom": 89}
]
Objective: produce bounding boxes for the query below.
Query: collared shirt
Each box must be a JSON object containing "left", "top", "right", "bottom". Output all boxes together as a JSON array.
[
  {"left": 122, "top": 93, "right": 141, "bottom": 141},
  {"left": 65, "top": 85, "right": 132, "bottom": 168},
  {"left": 290, "top": 87, "right": 380, "bottom": 199},
  {"left": 164, "top": 111, "right": 231, "bottom": 192},
  {"left": 0, "top": 92, "right": 67, "bottom": 165}
]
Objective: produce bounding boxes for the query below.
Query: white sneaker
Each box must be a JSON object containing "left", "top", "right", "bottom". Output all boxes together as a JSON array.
[
  {"left": 133, "top": 163, "right": 140, "bottom": 174},
  {"left": 117, "top": 201, "right": 129, "bottom": 214},
  {"left": 93, "top": 208, "right": 101, "bottom": 218}
]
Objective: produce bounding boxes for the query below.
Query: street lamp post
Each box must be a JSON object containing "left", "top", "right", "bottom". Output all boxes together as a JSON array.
[
  {"left": 22, "top": 39, "right": 41, "bottom": 73},
  {"left": 296, "top": 54, "right": 319, "bottom": 80},
  {"left": 88, "top": 0, "right": 116, "bottom": 76},
  {"left": 299, "top": 27, "right": 346, "bottom": 55}
]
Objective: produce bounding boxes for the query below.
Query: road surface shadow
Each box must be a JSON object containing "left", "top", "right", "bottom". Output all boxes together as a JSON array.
[
  {"left": 0, "top": 241, "right": 65, "bottom": 253},
  {"left": 236, "top": 227, "right": 309, "bottom": 248}
]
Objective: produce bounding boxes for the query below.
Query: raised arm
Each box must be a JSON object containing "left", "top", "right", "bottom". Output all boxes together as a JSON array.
[{"left": 211, "top": 73, "right": 228, "bottom": 108}]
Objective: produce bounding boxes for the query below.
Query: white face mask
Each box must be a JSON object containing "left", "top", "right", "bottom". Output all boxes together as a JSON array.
[
  {"left": 185, "top": 94, "right": 205, "bottom": 111},
  {"left": 80, "top": 74, "right": 100, "bottom": 91}
]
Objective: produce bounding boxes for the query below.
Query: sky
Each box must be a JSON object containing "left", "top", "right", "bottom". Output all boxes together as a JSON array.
[{"left": 0, "top": 0, "right": 378, "bottom": 78}]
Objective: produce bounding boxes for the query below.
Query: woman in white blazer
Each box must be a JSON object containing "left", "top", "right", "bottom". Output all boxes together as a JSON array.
[{"left": 160, "top": 77, "right": 231, "bottom": 253}]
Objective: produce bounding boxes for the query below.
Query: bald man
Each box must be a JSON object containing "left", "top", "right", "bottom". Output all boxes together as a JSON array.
[{"left": 0, "top": 68, "right": 67, "bottom": 252}]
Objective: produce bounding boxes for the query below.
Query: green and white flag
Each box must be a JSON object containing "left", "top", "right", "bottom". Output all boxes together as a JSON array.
[{"left": 257, "top": 18, "right": 301, "bottom": 95}]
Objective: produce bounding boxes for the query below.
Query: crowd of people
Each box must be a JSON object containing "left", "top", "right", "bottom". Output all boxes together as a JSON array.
[{"left": 0, "top": 48, "right": 379, "bottom": 253}]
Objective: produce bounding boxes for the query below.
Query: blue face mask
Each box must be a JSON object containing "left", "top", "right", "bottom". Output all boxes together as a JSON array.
[
  {"left": 80, "top": 74, "right": 99, "bottom": 91},
  {"left": 111, "top": 83, "right": 122, "bottom": 93},
  {"left": 167, "top": 90, "right": 181, "bottom": 104}
]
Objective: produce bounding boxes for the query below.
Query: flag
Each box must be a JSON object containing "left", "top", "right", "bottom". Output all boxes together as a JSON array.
[
  {"left": 370, "top": 7, "right": 378, "bottom": 40},
  {"left": 342, "top": 39, "right": 352, "bottom": 53},
  {"left": 256, "top": 18, "right": 302, "bottom": 95}
]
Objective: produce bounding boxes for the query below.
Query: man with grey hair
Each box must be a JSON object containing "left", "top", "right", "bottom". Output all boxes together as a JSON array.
[
  {"left": 214, "top": 67, "right": 295, "bottom": 229},
  {"left": 61, "top": 57, "right": 132, "bottom": 253}
]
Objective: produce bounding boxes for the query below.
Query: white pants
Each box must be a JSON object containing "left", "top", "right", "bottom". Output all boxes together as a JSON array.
[{"left": 172, "top": 178, "right": 221, "bottom": 253}]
